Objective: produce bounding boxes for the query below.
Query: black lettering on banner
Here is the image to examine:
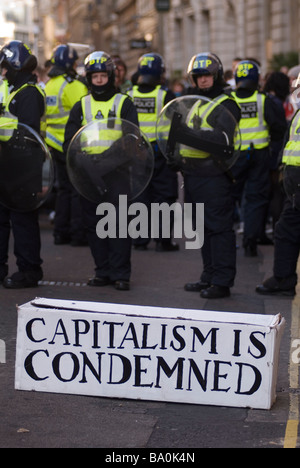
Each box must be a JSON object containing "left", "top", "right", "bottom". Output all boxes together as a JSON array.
[
  {"left": 134, "top": 355, "right": 154, "bottom": 388},
  {"left": 73, "top": 320, "right": 90, "bottom": 347},
  {"left": 24, "top": 350, "right": 49, "bottom": 381},
  {"left": 235, "top": 363, "right": 262, "bottom": 395},
  {"left": 26, "top": 318, "right": 46, "bottom": 343},
  {"left": 190, "top": 327, "right": 219, "bottom": 354},
  {"left": 213, "top": 361, "right": 232, "bottom": 393},
  {"left": 49, "top": 319, "right": 70, "bottom": 346},
  {"left": 170, "top": 326, "right": 186, "bottom": 352},
  {"left": 248, "top": 332, "right": 267, "bottom": 359},
  {"left": 108, "top": 353, "right": 132, "bottom": 384},
  {"left": 79, "top": 352, "right": 105, "bottom": 384},
  {"left": 187, "top": 359, "right": 211, "bottom": 391},
  {"left": 155, "top": 356, "right": 185, "bottom": 390},
  {"left": 52, "top": 352, "right": 80, "bottom": 382}
]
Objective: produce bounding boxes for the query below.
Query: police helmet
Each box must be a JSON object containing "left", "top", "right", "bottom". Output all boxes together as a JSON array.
[
  {"left": 84, "top": 51, "right": 116, "bottom": 93},
  {"left": 234, "top": 60, "right": 260, "bottom": 90},
  {"left": 188, "top": 52, "right": 223, "bottom": 85},
  {"left": 137, "top": 53, "right": 165, "bottom": 84},
  {"left": 84, "top": 51, "right": 115, "bottom": 77},
  {"left": 52, "top": 44, "right": 78, "bottom": 70},
  {"left": 0, "top": 40, "right": 37, "bottom": 72}
]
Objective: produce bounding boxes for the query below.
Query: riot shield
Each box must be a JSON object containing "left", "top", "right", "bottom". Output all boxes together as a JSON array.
[
  {"left": 156, "top": 95, "right": 241, "bottom": 174},
  {"left": 283, "top": 164, "right": 300, "bottom": 210},
  {"left": 66, "top": 118, "right": 154, "bottom": 204},
  {"left": 0, "top": 122, "right": 54, "bottom": 212}
]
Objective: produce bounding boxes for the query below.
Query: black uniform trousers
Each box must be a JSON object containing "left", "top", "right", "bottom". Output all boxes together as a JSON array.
[
  {"left": 133, "top": 148, "right": 178, "bottom": 247},
  {"left": 184, "top": 172, "right": 236, "bottom": 288},
  {"left": 0, "top": 205, "right": 42, "bottom": 272},
  {"left": 273, "top": 198, "right": 300, "bottom": 285},
  {"left": 231, "top": 148, "right": 270, "bottom": 243},
  {"left": 52, "top": 148, "right": 86, "bottom": 242},
  {"left": 80, "top": 197, "right": 131, "bottom": 282}
]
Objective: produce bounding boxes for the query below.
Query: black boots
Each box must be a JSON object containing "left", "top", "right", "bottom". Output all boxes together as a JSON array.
[{"left": 256, "top": 276, "right": 296, "bottom": 296}]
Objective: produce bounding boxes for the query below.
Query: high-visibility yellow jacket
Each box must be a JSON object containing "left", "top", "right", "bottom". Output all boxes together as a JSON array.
[
  {"left": 0, "top": 83, "right": 45, "bottom": 142},
  {"left": 232, "top": 91, "right": 269, "bottom": 150},
  {"left": 81, "top": 93, "right": 127, "bottom": 154},
  {"left": 282, "top": 110, "right": 300, "bottom": 166},
  {"left": 128, "top": 85, "right": 167, "bottom": 142},
  {"left": 180, "top": 94, "right": 234, "bottom": 159},
  {"left": 45, "top": 75, "right": 88, "bottom": 152},
  {"left": 0, "top": 79, "right": 9, "bottom": 106}
]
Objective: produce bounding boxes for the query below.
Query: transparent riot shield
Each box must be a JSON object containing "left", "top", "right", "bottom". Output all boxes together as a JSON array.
[
  {"left": 283, "top": 164, "right": 300, "bottom": 210},
  {"left": 156, "top": 95, "right": 241, "bottom": 174},
  {"left": 66, "top": 118, "right": 154, "bottom": 204},
  {"left": 0, "top": 122, "right": 54, "bottom": 212}
]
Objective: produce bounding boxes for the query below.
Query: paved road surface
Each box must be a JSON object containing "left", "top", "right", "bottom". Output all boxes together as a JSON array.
[{"left": 0, "top": 213, "right": 299, "bottom": 449}]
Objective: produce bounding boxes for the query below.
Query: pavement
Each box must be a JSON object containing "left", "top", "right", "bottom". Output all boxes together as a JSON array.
[{"left": 0, "top": 211, "right": 299, "bottom": 450}]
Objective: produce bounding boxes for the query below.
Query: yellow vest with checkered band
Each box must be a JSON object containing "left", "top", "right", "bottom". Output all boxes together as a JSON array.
[
  {"left": 45, "top": 75, "right": 88, "bottom": 152},
  {"left": 81, "top": 93, "right": 127, "bottom": 154},
  {"left": 0, "top": 79, "right": 9, "bottom": 106},
  {"left": 0, "top": 83, "right": 46, "bottom": 142},
  {"left": 180, "top": 94, "right": 235, "bottom": 159},
  {"left": 282, "top": 110, "right": 300, "bottom": 166},
  {"left": 232, "top": 91, "right": 269, "bottom": 150},
  {"left": 128, "top": 85, "right": 167, "bottom": 142}
]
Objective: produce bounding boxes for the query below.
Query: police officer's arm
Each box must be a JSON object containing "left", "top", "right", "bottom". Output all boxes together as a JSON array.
[
  {"left": 204, "top": 99, "right": 241, "bottom": 148},
  {"left": 120, "top": 96, "right": 139, "bottom": 127},
  {"left": 63, "top": 101, "right": 83, "bottom": 154},
  {"left": 11, "top": 86, "right": 45, "bottom": 133}
]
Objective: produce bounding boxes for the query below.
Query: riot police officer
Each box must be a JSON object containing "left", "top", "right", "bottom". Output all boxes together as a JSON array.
[
  {"left": 256, "top": 110, "right": 300, "bottom": 296},
  {"left": 231, "top": 60, "right": 287, "bottom": 256},
  {"left": 63, "top": 51, "right": 139, "bottom": 291},
  {"left": 129, "top": 53, "right": 179, "bottom": 251},
  {"left": 183, "top": 52, "right": 241, "bottom": 299},
  {"left": 45, "top": 44, "right": 88, "bottom": 246},
  {"left": 0, "top": 41, "right": 45, "bottom": 288}
]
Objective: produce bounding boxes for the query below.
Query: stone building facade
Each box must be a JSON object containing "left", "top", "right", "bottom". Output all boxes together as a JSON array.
[
  {"left": 31, "top": 0, "right": 300, "bottom": 77},
  {"left": 98, "top": 0, "right": 300, "bottom": 78}
]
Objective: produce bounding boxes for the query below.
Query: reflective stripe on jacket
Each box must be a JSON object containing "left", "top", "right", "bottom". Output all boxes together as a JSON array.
[
  {"left": 81, "top": 93, "right": 127, "bottom": 154},
  {"left": 128, "top": 85, "right": 167, "bottom": 142},
  {"left": 0, "top": 83, "right": 45, "bottom": 142},
  {"left": 282, "top": 111, "right": 300, "bottom": 166},
  {"left": 180, "top": 94, "right": 232, "bottom": 159},
  {"left": 45, "top": 75, "right": 88, "bottom": 152},
  {"left": 232, "top": 91, "right": 269, "bottom": 150}
]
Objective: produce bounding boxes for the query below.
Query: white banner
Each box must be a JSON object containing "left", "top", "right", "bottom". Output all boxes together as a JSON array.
[{"left": 15, "top": 298, "right": 285, "bottom": 410}]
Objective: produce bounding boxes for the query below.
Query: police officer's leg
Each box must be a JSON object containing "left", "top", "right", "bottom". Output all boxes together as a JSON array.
[
  {"left": 3, "top": 209, "right": 43, "bottom": 288},
  {"left": 0, "top": 205, "right": 10, "bottom": 281},
  {"left": 230, "top": 151, "right": 249, "bottom": 222},
  {"left": 243, "top": 149, "right": 270, "bottom": 255},
  {"left": 201, "top": 175, "right": 236, "bottom": 289},
  {"left": 273, "top": 200, "right": 300, "bottom": 282},
  {"left": 184, "top": 175, "right": 211, "bottom": 291},
  {"left": 70, "top": 188, "right": 87, "bottom": 246},
  {"left": 151, "top": 151, "right": 179, "bottom": 251},
  {"left": 80, "top": 197, "right": 110, "bottom": 284},
  {"left": 108, "top": 236, "right": 131, "bottom": 284},
  {"left": 52, "top": 149, "right": 71, "bottom": 244},
  {"left": 132, "top": 184, "right": 151, "bottom": 249},
  {"left": 184, "top": 174, "right": 236, "bottom": 294},
  {"left": 256, "top": 199, "right": 300, "bottom": 295}
]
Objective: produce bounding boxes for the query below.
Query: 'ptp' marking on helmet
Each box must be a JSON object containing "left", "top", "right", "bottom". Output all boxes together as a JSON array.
[
  {"left": 89, "top": 57, "right": 108, "bottom": 66},
  {"left": 140, "top": 57, "right": 155, "bottom": 67},
  {"left": 194, "top": 59, "right": 212, "bottom": 69},
  {"left": 236, "top": 63, "right": 254, "bottom": 78}
]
